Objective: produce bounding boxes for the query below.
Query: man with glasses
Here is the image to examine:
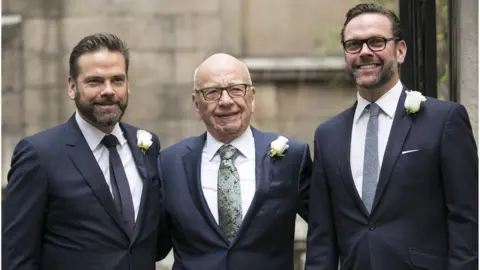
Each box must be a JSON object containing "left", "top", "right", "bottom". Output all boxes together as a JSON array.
[
  {"left": 306, "top": 3, "right": 477, "bottom": 270},
  {"left": 157, "top": 53, "right": 312, "bottom": 269}
]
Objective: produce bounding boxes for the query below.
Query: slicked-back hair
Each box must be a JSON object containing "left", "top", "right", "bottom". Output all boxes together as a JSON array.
[
  {"left": 340, "top": 3, "right": 403, "bottom": 43},
  {"left": 69, "top": 33, "right": 129, "bottom": 81}
]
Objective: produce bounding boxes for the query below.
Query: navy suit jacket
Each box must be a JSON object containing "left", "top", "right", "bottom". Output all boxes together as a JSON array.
[
  {"left": 158, "top": 127, "right": 312, "bottom": 270},
  {"left": 2, "top": 115, "right": 169, "bottom": 270},
  {"left": 306, "top": 90, "right": 478, "bottom": 270}
]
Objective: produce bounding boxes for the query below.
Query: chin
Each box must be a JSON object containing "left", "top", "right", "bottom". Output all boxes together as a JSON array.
[
  {"left": 220, "top": 124, "right": 241, "bottom": 133},
  {"left": 357, "top": 78, "right": 379, "bottom": 88},
  {"left": 216, "top": 122, "right": 246, "bottom": 135}
]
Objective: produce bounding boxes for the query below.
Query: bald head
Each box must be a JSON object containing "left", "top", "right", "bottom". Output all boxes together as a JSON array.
[
  {"left": 193, "top": 53, "right": 252, "bottom": 90},
  {"left": 191, "top": 53, "right": 256, "bottom": 143}
]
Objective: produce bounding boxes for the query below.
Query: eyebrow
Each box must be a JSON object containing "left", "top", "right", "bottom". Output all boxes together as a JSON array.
[
  {"left": 111, "top": 74, "right": 127, "bottom": 80},
  {"left": 83, "top": 76, "right": 103, "bottom": 82},
  {"left": 83, "top": 74, "right": 126, "bottom": 82},
  {"left": 202, "top": 82, "right": 247, "bottom": 88}
]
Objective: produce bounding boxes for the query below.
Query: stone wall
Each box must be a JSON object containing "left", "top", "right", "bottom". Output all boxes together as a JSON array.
[
  {"left": 1, "top": 0, "right": 360, "bottom": 184},
  {"left": 2, "top": 0, "right": 477, "bottom": 269},
  {"left": 2, "top": 19, "right": 24, "bottom": 187},
  {"left": 457, "top": 0, "right": 479, "bottom": 142},
  {"left": 2, "top": 1, "right": 357, "bottom": 269}
]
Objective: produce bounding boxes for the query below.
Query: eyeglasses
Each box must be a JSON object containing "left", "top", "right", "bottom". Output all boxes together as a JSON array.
[
  {"left": 342, "top": 37, "right": 399, "bottom": 54},
  {"left": 195, "top": 84, "right": 251, "bottom": 101}
]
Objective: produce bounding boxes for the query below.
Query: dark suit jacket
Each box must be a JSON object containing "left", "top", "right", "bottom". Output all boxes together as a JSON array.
[
  {"left": 2, "top": 115, "right": 169, "bottom": 270},
  {"left": 306, "top": 90, "right": 478, "bottom": 270},
  {"left": 157, "top": 127, "right": 312, "bottom": 270}
]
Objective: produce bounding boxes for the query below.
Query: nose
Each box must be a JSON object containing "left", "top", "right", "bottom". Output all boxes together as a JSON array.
[
  {"left": 218, "top": 89, "right": 234, "bottom": 106},
  {"left": 359, "top": 42, "right": 373, "bottom": 55},
  {"left": 102, "top": 81, "right": 115, "bottom": 96}
]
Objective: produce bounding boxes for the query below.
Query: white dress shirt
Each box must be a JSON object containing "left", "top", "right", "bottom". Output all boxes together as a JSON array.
[
  {"left": 75, "top": 112, "right": 143, "bottom": 220},
  {"left": 350, "top": 80, "right": 403, "bottom": 198},
  {"left": 201, "top": 126, "right": 256, "bottom": 224}
]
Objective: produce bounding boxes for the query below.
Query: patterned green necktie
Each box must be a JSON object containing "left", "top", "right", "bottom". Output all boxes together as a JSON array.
[{"left": 217, "top": 144, "right": 242, "bottom": 242}]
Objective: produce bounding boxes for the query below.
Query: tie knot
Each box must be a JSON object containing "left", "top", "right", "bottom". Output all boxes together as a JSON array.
[
  {"left": 102, "top": 134, "right": 119, "bottom": 148},
  {"left": 367, "top": 103, "right": 381, "bottom": 117},
  {"left": 218, "top": 144, "right": 239, "bottom": 160}
]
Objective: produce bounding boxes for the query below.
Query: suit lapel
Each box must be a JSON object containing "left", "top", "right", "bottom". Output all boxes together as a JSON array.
[
  {"left": 121, "top": 124, "right": 149, "bottom": 243},
  {"left": 232, "top": 127, "right": 274, "bottom": 244},
  {"left": 122, "top": 124, "right": 147, "bottom": 180},
  {"left": 372, "top": 89, "right": 412, "bottom": 211},
  {"left": 182, "top": 133, "right": 229, "bottom": 243},
  {"left": 64, "top": 116, "right": 129, "bottom": 238},
  {"left": 337, "top": 104, "right": 370, "bottom": 216}
]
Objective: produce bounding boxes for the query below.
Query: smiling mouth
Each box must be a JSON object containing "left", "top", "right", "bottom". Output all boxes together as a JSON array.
[
  {"left": 218, "top": 113, "right": 238, "bottom": 117},
  {"left": 216, "top": 113, "right": 240, "bottom": 120},
  {"left": 96, "top": 104, "right": 117, "bottom": 109},
  {"left": 357, "top": 64, "right": 381, "bottom": 69}
]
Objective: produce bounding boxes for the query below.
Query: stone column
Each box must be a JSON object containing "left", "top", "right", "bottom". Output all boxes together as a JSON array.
[{"left": 456, "top": 0, "right": 478, "bottom": 143}]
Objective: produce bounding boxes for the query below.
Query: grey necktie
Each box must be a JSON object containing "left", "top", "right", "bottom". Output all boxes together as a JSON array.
[
  {"left": 362, "top": 103, "right": 381, "bottom": 213},
  {"left": 217, "top": 144, "right": 242, "bottom": 242}
]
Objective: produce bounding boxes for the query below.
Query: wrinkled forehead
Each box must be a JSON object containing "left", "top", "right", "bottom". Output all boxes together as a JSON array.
[
  {"left": 344, "top": 13, "right": 393, "bottom": 40},
  {"left": 196, "top": 63, "right": 251, "bottom": 89}
]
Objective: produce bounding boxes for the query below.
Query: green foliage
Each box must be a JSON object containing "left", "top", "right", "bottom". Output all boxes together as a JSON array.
[{"left": 436, "top": 0, "right": 450, "bottom": 100}]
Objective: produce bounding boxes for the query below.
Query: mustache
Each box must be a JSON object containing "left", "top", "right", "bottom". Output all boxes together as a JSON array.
[{"left": 95, "top": 97, "right": 118, "bottom": 106}]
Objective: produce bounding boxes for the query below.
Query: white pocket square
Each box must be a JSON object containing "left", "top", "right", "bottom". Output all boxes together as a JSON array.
[{"left": 401, "top": 149, "right": 420, "bottom": 155}]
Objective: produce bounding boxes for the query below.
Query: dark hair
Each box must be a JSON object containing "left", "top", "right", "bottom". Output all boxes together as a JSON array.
[
  {"left": 340, "top": 3, "right": 403, "bottom": 43},
  {"left": 69, "top": 33, "right": 130, "bottom": 81}
]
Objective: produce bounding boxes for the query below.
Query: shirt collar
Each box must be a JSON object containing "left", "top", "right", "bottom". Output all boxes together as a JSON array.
[
  {"left": 75, "top": 111, "right": 126, "bottom": 151},
  {"left": 204, "top": 126, "right": 255, "bottom": 161},
  {"left": 354, "top": 80, "right": 403, "bottom": 123}
]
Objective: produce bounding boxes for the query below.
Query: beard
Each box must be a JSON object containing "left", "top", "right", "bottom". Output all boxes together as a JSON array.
[
  {"left": 75, "top": 90, "right": 128, "bottom": 128},
  {"left": 347, "top": 60, "right": 397, "bottom": 90}
]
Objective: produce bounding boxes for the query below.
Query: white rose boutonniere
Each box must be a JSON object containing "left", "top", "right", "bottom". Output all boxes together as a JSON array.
[
  {"left": 269, "top": 136, "right": 289, "bottom": 158},
  {"left": 137, "top": 130, "right": 153, "bottom": 154},
  {"left": 404, "top": 90, "right": 426, "bottom": 114}
]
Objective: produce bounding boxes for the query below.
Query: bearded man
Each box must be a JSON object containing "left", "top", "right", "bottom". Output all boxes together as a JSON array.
[
  {"left": 3, "top": 33, "right": 171, "bottom": 270},
  {"left": 306, "top": 4, "right": 478, "bottom": 270}
]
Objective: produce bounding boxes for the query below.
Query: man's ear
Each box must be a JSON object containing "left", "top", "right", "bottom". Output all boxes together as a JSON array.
[
  {"left": 250, "top": 86, "right": 256, "bottom": 113},
  {"left": 67, "top": 76, "right": 76, "bottom": 100},
  {"left": 192, "top": 93, "right": 201, "bottom": 120},
  {"left": 397, "top": 40, "right": 407, "bottom": 64}
]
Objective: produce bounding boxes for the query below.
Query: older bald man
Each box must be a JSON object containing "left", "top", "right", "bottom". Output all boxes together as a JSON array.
[{"left": 157, "top": 53, "right": 312, "bottom": 270}]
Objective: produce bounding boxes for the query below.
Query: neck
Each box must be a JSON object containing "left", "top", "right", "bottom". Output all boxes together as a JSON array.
[
  {"left": 358, "top": 78, "right": 399, "bottom": 102},
  {"left": 95, "top": 124, "right": 115, "bottom": 134},
  {"left": 209, "top": 127, "right": 248, "bottom": 145},
  {"left": 215, "top": 134, "right": 237, "bottom": 144}
]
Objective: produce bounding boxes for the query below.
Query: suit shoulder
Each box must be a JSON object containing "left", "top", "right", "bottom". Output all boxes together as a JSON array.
[
  {"left": 315, "top": 107, "right": 352, "bottom": 135},
  {"left": 160, "top": 136, "right": 200, "bottom": 156},
  {"left": 21, "top": 123, "right": 66, "bottom": 150},
  {"left": 7, "top": 124, "right": 68, "bottom": 164},
  {"left": 425, "top": 97, "right": 461, "bottom": 110},
  {"left": 423, "top": 97, "right": 464, "bottom": 119}
]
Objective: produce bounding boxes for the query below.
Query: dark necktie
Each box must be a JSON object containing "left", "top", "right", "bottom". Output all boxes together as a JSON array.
[{"left": 101, "top": 134, "right": 135, "bottom": 235}]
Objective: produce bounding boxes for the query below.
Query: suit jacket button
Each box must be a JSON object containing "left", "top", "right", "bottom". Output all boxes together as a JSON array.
[{"left": 368, "top": 222, "right": 375, "bottom": 231}]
